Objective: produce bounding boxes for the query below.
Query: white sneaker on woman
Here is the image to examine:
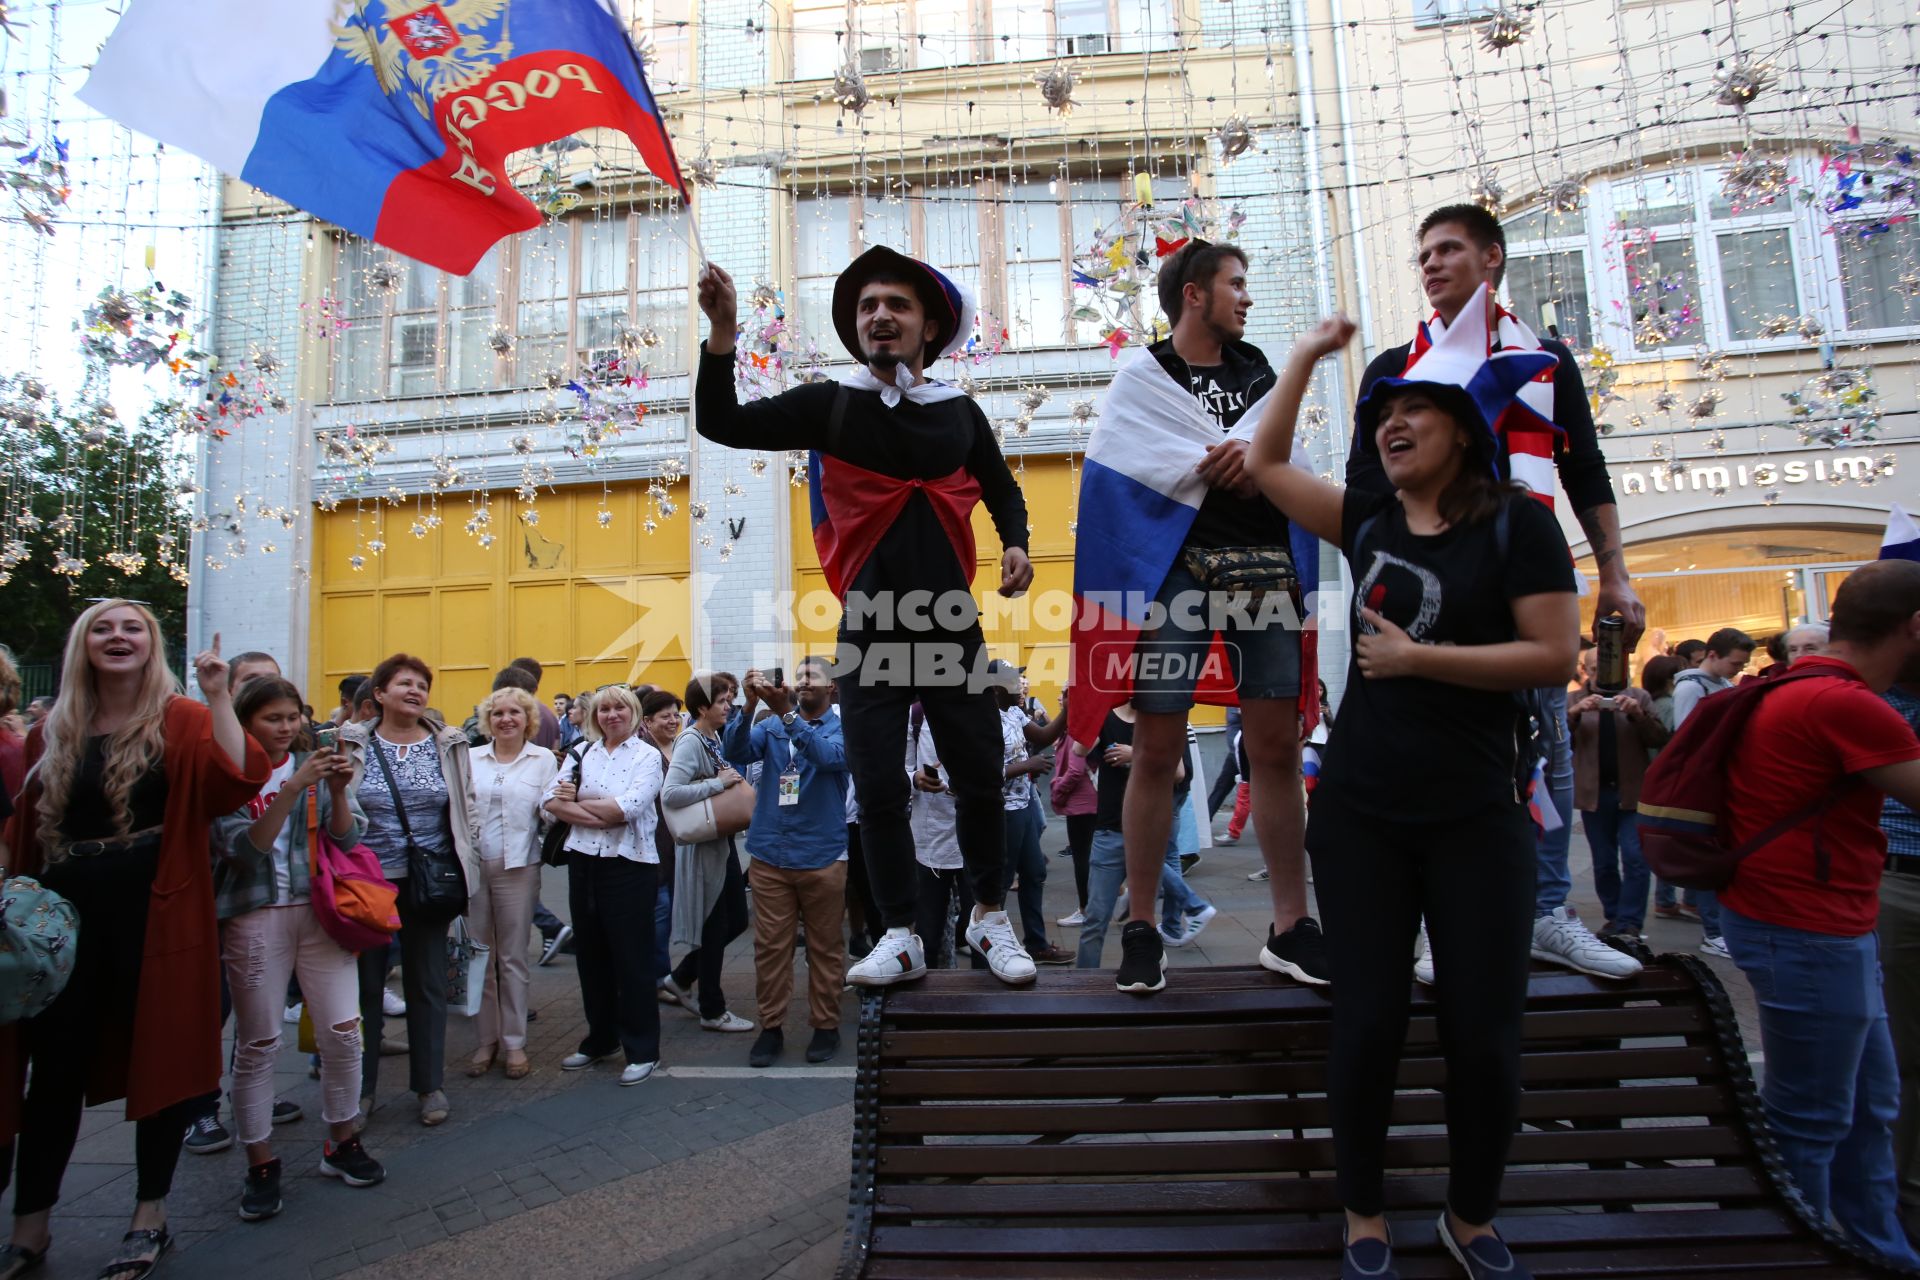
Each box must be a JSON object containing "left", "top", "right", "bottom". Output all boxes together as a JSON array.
[
  {"left": 700, "top": 1011, "right": 755, "bottom": 1033},
  {"left": 845, "top": 930, "right": 928, "bottom": 986},
  {"left": 620, "top": 1061, "right": 658, "bottom": 1086},
  {"left": 964, "top": 910, "right": 1038, "bottom": 985},
  {"left": 1531, "top": 907, "right": 1643, "bottom": 979}
]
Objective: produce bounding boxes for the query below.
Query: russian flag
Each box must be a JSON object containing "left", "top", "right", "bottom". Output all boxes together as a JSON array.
[
  {"left": 79, "top": 0, "right": 687, "bottom": 274},
  {"left": 1881, "top": 504, "right": 1920, "bottom": 563},
  {"left": 1067, "top": 349, "right": 1320, "bottom": 748}
]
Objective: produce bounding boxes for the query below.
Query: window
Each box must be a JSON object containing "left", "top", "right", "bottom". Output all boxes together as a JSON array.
[
  {"left": 330, "top": 238, "right": 503, "bottom": 399},
  {"left": 793, "top": 176, "right": 1128, "bottom": 357},
  {"left": 447, "top": 247, "right": 500, "bottom": 392},
  {"left": 1413, "top": 0, "right": 1500, "bottom": 25},
  {"left": 576, "top": 215, "right": 632, "bottom": 364},
  {"left": 1839, "top": 222, "right": 1920, "bottom": 331},
  {"left": 623, "top": 0, "right": 693, "bottom": 93},
  {"left": 1502, "top": 161, "right": 1840, "bottom": 358},
  {"left": 516, "top": 222, "right": 570, "bottom": 383},
  {"left": 788, "top": 0, "right": 1171, "bottom": 77}
]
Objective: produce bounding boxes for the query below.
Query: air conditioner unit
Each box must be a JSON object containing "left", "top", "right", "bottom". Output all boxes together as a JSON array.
[
  {"left": 1063, "top": 33, "right": 1109, "bottom": 56},
  {"left": 858, "top": 45, "right": 900, "bottom": 73}
]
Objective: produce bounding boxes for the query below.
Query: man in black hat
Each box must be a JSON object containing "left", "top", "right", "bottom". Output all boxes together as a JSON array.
[{"left": 695, "top": 249, "right": 1040, "bottom": 987}]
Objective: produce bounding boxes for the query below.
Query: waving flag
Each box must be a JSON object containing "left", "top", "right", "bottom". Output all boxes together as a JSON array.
[
  {"left": 1881, "top": 504, "right": 1920, "bottom": 562},
  {"left": 79, "top": 0, "right": 687, "bottom": 274},
  {"left": 1066, "top": 349, "right": 1321, "bottom": 748}
]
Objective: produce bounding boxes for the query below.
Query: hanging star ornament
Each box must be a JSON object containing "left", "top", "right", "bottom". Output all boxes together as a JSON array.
[
  {"left": 1713, "top": 56, "right": 1775, "bottom": 111},
  {"left": 1544, "top": 175, "right": 1586, "bottom": 214},
  {"left": 1468, "top": 169, "right": 1505, "bottom": 213},
  {"left": 1478, "top": 6, "right": 1530, "bottom": 52},
  {"left": 832, "top": 61, "right": 872, "bottom": 115},
  {"left": 1216, "top": 114, "right": 1255, "bottom": 164},
  {"left": 1036, "top": 62, "right": 1080, "bottom": 115},
  {"left": 686, "top": 143, "right": 719, "bottom": 190},
  {"left": 1720, "top": 150, "right": 1791, "bottom": 210}
]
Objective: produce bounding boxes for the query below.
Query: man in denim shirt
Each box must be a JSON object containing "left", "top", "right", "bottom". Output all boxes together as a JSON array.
[
  {"left": 726, "top": 657, "right": 851, "bottom": 1067},
  {"left": 1882, "top": 682, "right": 1920, "bottom": 1214}
]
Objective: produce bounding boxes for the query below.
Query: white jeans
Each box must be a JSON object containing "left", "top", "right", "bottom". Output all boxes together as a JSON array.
[
  {"left": 222, "top": 905, "right": 361, "bottom": 1144},
  {"left": 468, "top": 860, "right": 540, "bottom": 1052}
]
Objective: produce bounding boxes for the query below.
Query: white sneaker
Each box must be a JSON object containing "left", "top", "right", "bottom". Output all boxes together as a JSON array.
[
  {"left": 964, "top": 910, "right": 1038, "bottom": 985},
  {"left": 620, "top": 1061, "right": 659, "bottom": 1086},
  {"left": 700, "top": 1011, "right": 756, "bottom": 1033},
  {"left": 846, "top": 930, "right": 928, "bottom": 986},
  {"left": 560, "top": 1050, "right": 614, "bottom": 1071},
  {"left": 1159, "top": 923, "right": 1188, "bottom": 949},
  {"left": 1699, "top": 935, "right": 1731, "bottom": 960},
  {"left": 1531, "top": 907, "right": 1644, "bottom": 979},
  {"left": 1413, "top": 925, "right": 1435, "bottom": 985},
  {"left": 283, "top": 1002, "right": 304, "bottom": 1025},
  {"left": 382, "top": 987, "right": 406, "bottom": 1017},
  {"left": 1057, "top": 909, "right": 1086, "bottom": 928},
  {"left": 1185, "top": 904, "right": 1217, "bottom": 942},
  {"left": 1246, "top": 867, "right": 1269, "bottom": 882}
]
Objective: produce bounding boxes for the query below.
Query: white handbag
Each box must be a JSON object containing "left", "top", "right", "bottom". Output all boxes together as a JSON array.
[{"left": 445, "top": 917, "right": 490, "bottom": 1018}]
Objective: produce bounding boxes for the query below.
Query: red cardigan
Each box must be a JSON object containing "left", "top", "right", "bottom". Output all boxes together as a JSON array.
[{"left": 0, "top": 696, "right": 267, "bottom": 1138}]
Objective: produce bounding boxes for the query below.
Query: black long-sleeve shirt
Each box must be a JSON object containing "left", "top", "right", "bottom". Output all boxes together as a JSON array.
[
  {"left": 1347, "top": 337, "right": 1617, "bottom": 516},
  {"left": 694, "top": 349, "right": 1028, "bottom": 631}
]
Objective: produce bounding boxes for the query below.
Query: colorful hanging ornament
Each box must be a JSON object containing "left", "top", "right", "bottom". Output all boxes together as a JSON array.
[
  {"left": 1720, "top": 150, "right": 1792, "bottom": 210},
  {"left": 1714, "top": 56, "right": 1775, "bottom": 111}
]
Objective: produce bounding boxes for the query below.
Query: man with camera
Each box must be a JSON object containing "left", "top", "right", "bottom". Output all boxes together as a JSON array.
[{"left": 1568, "top": 645, "right": 1668, "bottom": 940}]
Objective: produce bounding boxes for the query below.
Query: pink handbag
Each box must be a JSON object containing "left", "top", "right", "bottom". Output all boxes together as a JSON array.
[{"left": 307, "top": 792, "right": 401, "bottom": 952}]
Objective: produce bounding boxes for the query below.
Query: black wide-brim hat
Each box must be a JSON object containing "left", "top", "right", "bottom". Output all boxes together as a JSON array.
[{"left": 833, "top": 245, "right": 977, "bottom": 365}]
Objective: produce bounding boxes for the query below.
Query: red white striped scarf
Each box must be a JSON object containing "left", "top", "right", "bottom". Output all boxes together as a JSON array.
[{"left": 1404, "top": 303, "right": 1562, "bottom": 509}]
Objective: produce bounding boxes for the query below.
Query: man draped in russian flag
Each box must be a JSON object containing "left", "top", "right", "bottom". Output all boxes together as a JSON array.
[
  {"left": 694, "top": 251, "right": 1040, "bottom": 988},
  {"left": 1348, "top": 203, "right": 1647, "bottom": 983},
  {"left": 1067, "top": 241, "right": 1330, "bottom": 995}
]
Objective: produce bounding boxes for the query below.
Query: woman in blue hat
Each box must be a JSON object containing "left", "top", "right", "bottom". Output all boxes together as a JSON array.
[{"left": 1245, "top": 298, "right": 1581, "bottom": 1280}]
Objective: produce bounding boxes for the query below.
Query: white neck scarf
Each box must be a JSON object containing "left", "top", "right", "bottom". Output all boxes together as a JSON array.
[{"left": 842, "top": 363, "right": 967, "bottom": 409}]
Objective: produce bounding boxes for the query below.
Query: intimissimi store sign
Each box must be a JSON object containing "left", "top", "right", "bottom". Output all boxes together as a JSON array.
[{"left": 1615, "top": 449, "right": 1886, "bottom": 497}]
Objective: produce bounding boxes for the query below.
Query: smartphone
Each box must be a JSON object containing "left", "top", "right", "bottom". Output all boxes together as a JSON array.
[
  {"left": 1596, "top": 697, "right": 1617, "bottom": 713},
  {"left": 313, "top": 725, "right": 340, "bottom": 750},
  {"left": 768, "top": 667, "right": 785, "bottom": 689}
]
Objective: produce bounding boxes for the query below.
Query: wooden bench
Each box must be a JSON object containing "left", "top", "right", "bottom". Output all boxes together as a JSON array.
[{"left": 835, "top": 955, "right": 1919, "bottom": 1279}]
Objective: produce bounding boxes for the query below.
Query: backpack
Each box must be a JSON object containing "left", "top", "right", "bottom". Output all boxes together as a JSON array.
[
  {"left": 306, "top": 789, "right": 402, "bottom": 952},
  {"left": 1638, "top": 666, "right": 1862, "bottom": 890}
]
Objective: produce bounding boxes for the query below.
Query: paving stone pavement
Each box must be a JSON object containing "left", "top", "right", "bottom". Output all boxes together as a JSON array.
[{"left": 20, "top": 736, "right": 1761, "bottom": 1280}]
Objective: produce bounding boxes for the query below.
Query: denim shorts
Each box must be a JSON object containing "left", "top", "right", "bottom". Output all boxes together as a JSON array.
[{"left": 1131, "top": 560, "right": 1302, "bottom": 712}]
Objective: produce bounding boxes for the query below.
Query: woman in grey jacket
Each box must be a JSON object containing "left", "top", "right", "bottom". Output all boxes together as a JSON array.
[
  {"left": 213, "top": 678, "right": 385, "bottom": 1220},
  {"left": 341, "top": 654, "right": 482, "bottom": 1129},
  {"left": 661, "top": 678, "right": 753, "bottom": 1033}
]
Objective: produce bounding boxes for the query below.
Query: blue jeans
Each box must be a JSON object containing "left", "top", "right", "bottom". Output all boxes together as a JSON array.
[
  {"left": 1174, "top": 792, "right": 1199, "bottom": 858},
  {"left": 1002, "top": 804, "right": 1048, "bottom": 948},
  {"left": 1582, "top": 788, "right": 1648, "bottom": 932},
  {"left": 1721, "top": 906, "right": 1920, "bottom": 1267},
  {"left": 1078, "top": 827, "right": 1205, "bottom": 967},
  {"left": 1534, "top": 685, "right": 1574, "bottom": 917},
  {"left": 1161, "top": 834, "right": 1210, "bottom": 936}
]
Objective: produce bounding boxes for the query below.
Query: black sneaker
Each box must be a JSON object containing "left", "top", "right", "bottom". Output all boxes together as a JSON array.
[
  {"left": 1180, "top": 852, "right": 1202, "bottom": 877},
  {"left": 319, "top": 1136, "right": 386, "bottom": 1187},
  {"left": 239, "top": 1159, "right": 282, "bottom": 1222},
  {"left": 183, "top": 1113, "right": 232, "bottom": 1154},
  {"left": 805, "top": 1028, "right": 841, "bottom": 1063},
  {"left": 271, "top": 1099, "right": 302, "bottom": 1125},
  {"left": 748, "top": 1028, "right": 784, "bottom": 1069},
  {"left": 1116, "top": 921, "right": 1167, "bottom": 993},
  {"left": 1261, "top": 917, "right": 1332, "bottom": 986}
]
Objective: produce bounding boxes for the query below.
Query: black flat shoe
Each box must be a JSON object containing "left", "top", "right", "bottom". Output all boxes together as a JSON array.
[
  {"left": 0, "top": 1241, "right": 48, "bottom": 1280},
  {"left": 98, "top": 1228, "right": 169, "bottom": 1280}
]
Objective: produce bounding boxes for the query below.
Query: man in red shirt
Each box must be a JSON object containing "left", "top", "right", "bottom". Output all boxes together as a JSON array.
[{"left": 1720, "top": 558, "right": 1920, "bottom": 1266}]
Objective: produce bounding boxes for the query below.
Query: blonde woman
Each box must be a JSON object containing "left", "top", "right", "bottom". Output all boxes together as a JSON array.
[
  {"left": 466, "top": 686, "right": 559, "bottom": 1080},
  {"left": 541, "top": 684, "right": 664, "bottom": 1085},
  {"left": 0, "top": 602, "right": 267, "bottom": 1280}
]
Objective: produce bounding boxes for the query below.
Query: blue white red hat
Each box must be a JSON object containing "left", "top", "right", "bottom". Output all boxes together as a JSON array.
[
  {"left": 834, "top": 245, "right": 977, "bottom": 365},
  {"left": 1354, "top": 283, "right": 1557, "bottom": 453}
]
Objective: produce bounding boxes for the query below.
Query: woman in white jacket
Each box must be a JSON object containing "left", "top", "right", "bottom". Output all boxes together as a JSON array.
[{"left": 466, "top": 687, "right": 559, "bottom": 1080}]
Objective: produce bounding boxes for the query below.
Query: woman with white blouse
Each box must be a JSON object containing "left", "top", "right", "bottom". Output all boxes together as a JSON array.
[
  {"left": 541, "top": 684, "right": 665, "bottom": 1086},
  {"left": 466, "top": 687, "right": 560, "bottom": 1081}
]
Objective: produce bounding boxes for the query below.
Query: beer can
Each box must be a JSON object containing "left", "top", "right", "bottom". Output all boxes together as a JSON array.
[{"left": 1596, "top": 615, "right": 1627, "bottom": 694}]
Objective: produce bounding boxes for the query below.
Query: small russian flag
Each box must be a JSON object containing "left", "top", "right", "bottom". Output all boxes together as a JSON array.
[
  {"left": 1525, "top": 756, "right": 1563, "bottom": 834},
  {"left": 1880, "top": 504, "right": 1920, "bottom": 563}
]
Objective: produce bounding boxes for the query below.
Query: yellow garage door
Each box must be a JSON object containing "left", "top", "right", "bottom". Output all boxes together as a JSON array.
[
  {"left": 311, "top": 481, "right": 692, "bottom": 724},
  {"left": 788, "top": 453, "right": 1222, "bottom": 727}
]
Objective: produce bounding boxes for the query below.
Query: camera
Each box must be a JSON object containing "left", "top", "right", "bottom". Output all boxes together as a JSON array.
[
  {"left": 1596, "top": 696, "right": 1617, "bottom": 713},
  {"left": 313, "top": 725, "right": 340, "bottom": 750}
]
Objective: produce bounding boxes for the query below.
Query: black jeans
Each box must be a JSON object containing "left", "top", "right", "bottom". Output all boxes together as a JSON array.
[
  {"left": 836, "top": 665, "right": 1006, "bottom": 930},
  {"left": 1065, "top": 812, "right": 1096, "bottom": 910},
  {"left": 1001, "top": 804, "right": 1048, "bottom": 946},
  {"left": 670, "top": 849, "right": 747, "bottom": 1019},
  {"left": 913, "top": 863, "right": 983, "bottom": 970},
  {"left": 15, "top": 843, "right": 202, "bottom": 1213},
  {"left": 844, "top": 822, "right": 883, "bottom": 945},
  {"left": 569, "top": 856, "right": 661, "bottom": 1065},
  {"left": 358, "top": 888, "right": 451, "bottom": 1097},
  {"left": 1307, "top": 787, "right": 1535, "bottom": 1225},
  {"left": 1206, "top": 745, "right": 1239, "bottom": 819}
]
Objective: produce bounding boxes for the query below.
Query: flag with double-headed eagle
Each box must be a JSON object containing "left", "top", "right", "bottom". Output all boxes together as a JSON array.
[{"left": 79, "top": 0, "right": 688, "bottom": 274}]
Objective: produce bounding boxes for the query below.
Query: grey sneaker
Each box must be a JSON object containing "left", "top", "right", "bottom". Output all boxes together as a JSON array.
[
  {"left": 183, "top": 1113, "right": 232, "bottom": 1154},
  {"left": 1531, "top": 907, "right": 1643, "bottom": 979}
]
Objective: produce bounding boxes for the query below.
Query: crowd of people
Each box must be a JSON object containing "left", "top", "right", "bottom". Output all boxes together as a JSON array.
[{"left": 2, "top": 200, "right": 1919, "bottom": 1280}]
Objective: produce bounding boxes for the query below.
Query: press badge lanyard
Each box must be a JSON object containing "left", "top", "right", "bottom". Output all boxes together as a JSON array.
[{"left": 776, "top": 718, "right": 816, "bottom": 807}]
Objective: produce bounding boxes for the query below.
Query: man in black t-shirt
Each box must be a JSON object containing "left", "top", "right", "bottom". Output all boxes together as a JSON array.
[
  {"left": 1110, "top": 241, "right": 1327, "bottom": 995},
  {"left": 1349, "top": 203, "right": 1646, "bottom": 982}
]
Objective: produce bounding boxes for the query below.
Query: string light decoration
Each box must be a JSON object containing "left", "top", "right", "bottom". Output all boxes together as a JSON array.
[{"left": 1478, "top": 7, "right": 1530, "bottom": 53}]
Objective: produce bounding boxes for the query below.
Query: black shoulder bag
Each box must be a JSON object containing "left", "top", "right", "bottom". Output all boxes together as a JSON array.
[
  {"left": 541, "top": 743, "right": 588, "bottom": 868},
  {"left": 370, "top": 736, "right": 468, "bottom": 923}
]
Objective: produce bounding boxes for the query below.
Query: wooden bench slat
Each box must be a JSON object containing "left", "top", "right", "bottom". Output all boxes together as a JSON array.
[
  {"left": 878, "top": 1004, "right": 1709, "bottom": 1060},
  {"left": 879, "top": 1045, "right": 1722, "bottom": 1098},
  {"left": 872, "top": 1165, "right": 1771, "bottom": 1218},
  {"left": 868, "top": 1205, "right": 1801, "bottom": 1258},
  {"left": 879, "top": 1083, "right": 1732, "bottom": 1135},
  {"left": 875, "top": 1124, "right": 1747, "bottom": 1177}
]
